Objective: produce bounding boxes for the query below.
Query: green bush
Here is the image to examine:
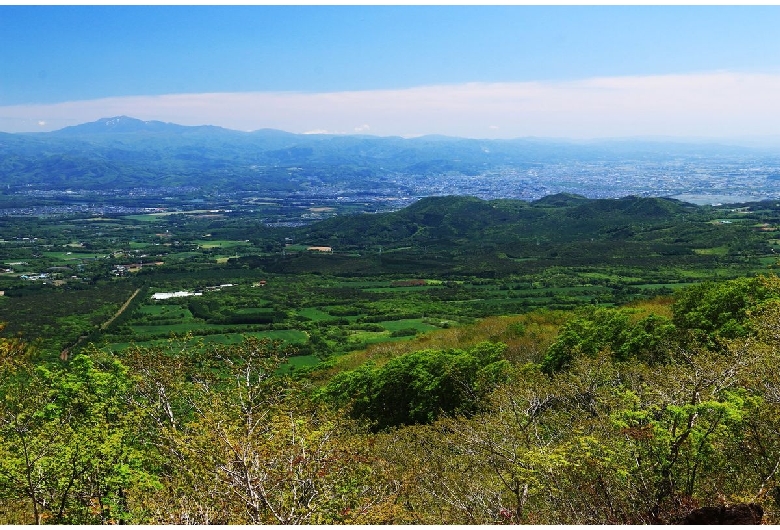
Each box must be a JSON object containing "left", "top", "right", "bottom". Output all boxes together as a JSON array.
[
  {"left": 319, "top": 342, "right": 510, "bottom": 430},
  {"left": 542, "top": 307, "right": 676, "bottom": 373}
]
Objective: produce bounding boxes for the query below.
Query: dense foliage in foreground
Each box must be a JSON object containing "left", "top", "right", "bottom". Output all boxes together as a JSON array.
[{"left": 2, "top": 276, "right": 780, "bottom": 523}]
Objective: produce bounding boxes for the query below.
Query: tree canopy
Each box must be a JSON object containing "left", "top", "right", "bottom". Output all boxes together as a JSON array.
[{"left": 1, "top": 276, "right": 780, "bottom": 523}]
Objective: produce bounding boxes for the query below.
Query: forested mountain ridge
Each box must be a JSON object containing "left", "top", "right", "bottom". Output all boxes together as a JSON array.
[{"left": 295, "top": 194, "right": 700, "bottom": 248}]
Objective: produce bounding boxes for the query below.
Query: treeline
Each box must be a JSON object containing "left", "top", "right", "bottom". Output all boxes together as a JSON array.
[
  {"left": 187, "top": 297, "right": 286, "bottom": 325},
  {"left": 2, "top": 276, "right": 780, "bottom": 523}
]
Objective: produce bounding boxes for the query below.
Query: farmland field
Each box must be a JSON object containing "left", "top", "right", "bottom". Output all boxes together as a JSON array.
[{"left": 0, "top": 194, "right": 777, "bottom": 367}]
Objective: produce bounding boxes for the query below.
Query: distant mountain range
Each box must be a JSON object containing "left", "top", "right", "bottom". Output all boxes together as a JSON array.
[{"left": 0, "top": 116, "right": 774, "bottom": 192}]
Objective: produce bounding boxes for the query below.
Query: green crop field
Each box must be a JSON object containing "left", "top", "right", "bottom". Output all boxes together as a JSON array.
[
  {"left": 199, "top": 330, "right": 307, "bottom": 345},
  {"left": 377, "top": 319, "right": 440, "bottom": 333},
  {"left": 295, "top": 307, "right": 334, "bottom": 321}
]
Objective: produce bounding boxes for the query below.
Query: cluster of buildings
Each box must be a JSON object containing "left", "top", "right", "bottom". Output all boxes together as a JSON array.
[{"left": 151, "top": 283, "right": 235, "bottom": 300}]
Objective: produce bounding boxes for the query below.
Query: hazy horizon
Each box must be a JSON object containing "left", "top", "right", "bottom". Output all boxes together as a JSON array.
[
  {"left": 6, "top": 114, "right": 779, "bottom": 150},
  {"left": 3, "top": 6, "right": 780, "bottom": 141}
]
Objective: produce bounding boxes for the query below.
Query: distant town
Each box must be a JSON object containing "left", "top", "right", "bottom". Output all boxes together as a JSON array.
[{"left": 3, "top": 156, "right": 780, "bottom": 223}]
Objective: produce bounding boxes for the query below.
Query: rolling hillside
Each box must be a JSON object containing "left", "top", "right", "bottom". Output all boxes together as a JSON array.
[{"left": 295, "top": 194, "right": 702, "bottom": 248}]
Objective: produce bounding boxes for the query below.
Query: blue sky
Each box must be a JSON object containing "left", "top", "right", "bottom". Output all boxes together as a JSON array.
[{"left": 2, "top": 5, "right": 780, "bottom": 139}]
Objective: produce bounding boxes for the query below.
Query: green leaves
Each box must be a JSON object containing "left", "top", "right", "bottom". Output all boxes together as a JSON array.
[
  {"left": 320, "top": 342, "right": 509, "bottom": 430},
  {"left": 542, "top": 307, "right": 676, "bottom": 373},
  {"left": 0, "top": 346, "right": 149, "bottom": 524},
  {"left": 672, "top": 276, "right": 779, "bottom": 345}
]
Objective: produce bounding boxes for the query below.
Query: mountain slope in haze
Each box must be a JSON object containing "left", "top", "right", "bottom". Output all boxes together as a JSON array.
[
  {"left": 0, "top": 116, "right": 772, "bottom": 192},
  {"left": 54, "top": 116, "right": 197, "bottom": 135}
]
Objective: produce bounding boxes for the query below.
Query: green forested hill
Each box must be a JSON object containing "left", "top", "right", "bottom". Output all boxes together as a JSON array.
[{"left": 295, "top": 194, "right": 727, "bottom": 251}]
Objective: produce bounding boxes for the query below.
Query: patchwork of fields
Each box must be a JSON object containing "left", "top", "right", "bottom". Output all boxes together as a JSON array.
[{"left": 0, "top": 195, "right": 779, "bottom": 363}]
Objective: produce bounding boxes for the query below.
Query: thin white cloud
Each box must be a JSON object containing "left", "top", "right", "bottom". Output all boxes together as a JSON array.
[{"left": 3, "top": 71, "right": 780, "bottom": 139}]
